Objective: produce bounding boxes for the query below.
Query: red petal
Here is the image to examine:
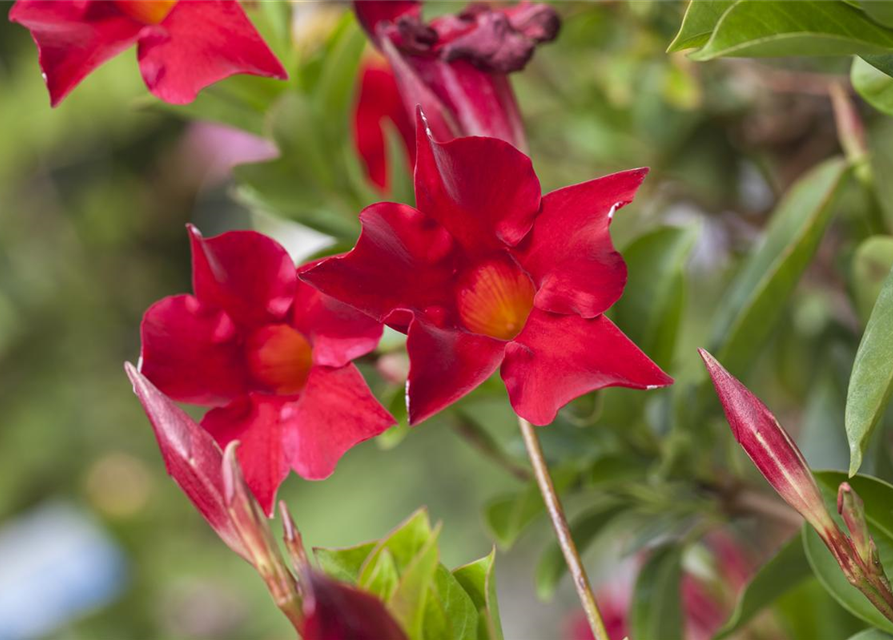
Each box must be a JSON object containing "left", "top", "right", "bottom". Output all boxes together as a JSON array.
[
  {"left": 353, "top": 59, "right": 416, "bottom": 192},
  {"left": 125, "top": 363, "right": 249, "bottom": 559},
  {"left": 414, "top": 111, "right": 540, "bottom": 252},
  {"left": 300, "top": 202, "right": 456, "bottom": 331},
  {"left": 9, "top": 0, "right": 141, "bottom": 106},
  {"left": 301, "top": 570, "right": 408, "bottom": 640},
  {"left": 517, "top": 169, "right": 647, "bottom": 317},
  {"left": 353, "top": 0, "right": 420, "bottom": 45},
  {"left": 189, "top": 225, "right": 296, "bottom": 329},
  {"left": 406, "top": 319, "right": 506, "bottom": 424},
  {"left": 140, "top": 294, "right": 248, "bottom": 406},
  {"left": 287, "top": 364, "right": 395, "bottom": 479},
  {"left": 501, "top": 310, "right": 672, "bottom": 425},
  {"left": 202, "top": 394, "right": 292, "bottom": 516},
  {"left": 698, "top": 349, "right": 832, "bottom": 531},
  {"left": 291, "top": 280, "right": 383, "bottom": 368},
  {"left": 136, "top": 0, "right": 287, "bottom": 105}
]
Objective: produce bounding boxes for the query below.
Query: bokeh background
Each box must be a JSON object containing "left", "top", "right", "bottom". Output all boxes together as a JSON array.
[{"left": 1, "top": 2, "right": 887, "bottom": 639}]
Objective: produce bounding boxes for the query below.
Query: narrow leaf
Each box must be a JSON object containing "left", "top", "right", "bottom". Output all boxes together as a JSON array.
[
  {"left": 630, "top": 545, "right": 684, "bottom": 640},
  {"left": 454, "top": 550, "right": 504, "bottom": 640},
  {"left": 667, "top": 0, "right": 735, "bottom": 52},
  {"left": 853, "top": 57, "right": 893, "bottom": 116}
]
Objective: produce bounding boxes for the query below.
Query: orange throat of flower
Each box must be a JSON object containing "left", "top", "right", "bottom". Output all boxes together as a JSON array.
[
  {"left": 245, "top": 325, "right": 314, "bottom": 395},
  {"left": 115, "top": 0, "right": 178, "bottom": 25},
  {"left": 456, "top": 257, "right": 535, "bottom": 341}
]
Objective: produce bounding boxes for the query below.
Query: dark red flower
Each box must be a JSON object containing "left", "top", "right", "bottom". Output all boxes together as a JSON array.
[
  {"left": 353, "top": 55, "right": 416, "bottom": 193},
  {"left": 302, "top": 116, "right": 672, "bottom": 426},
  {"left": 353, "top": 0, "right": 559, "bottom": 150},
  {"left": 139, "top": 226, "right": 394, "bottom": 514},
  {"left": 9, "top": 0, "right": 287, "bottom": 106},
  {"left": 300, "top": 570, "right": 408, "bottom": 640}
]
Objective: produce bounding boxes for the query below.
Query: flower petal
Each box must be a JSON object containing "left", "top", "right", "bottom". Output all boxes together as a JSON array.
[
  {"left": 287, "top": 364, "right": 395, "bottom": 479},
  {"left": 125, "top": 363, "right": 249, "bottom": 559},
  {"left": 291, "top": 280, "right": 383, "bottom": 368},
  {"left": 517, "top": 169, "right": 648, "bottom": 317},
  {"left": 189, "top": 225, "right": 296, "bottom": 329},
  {"left": 137, "top": 0, "right": 287, "bottom": 105},
  {"left": 414, "top": 110, "right": 540, "bottom": 252},
  {"left": 501, "top": 310, "right": 672, "bottom": 425},
  {"left": 406, "top": 319, "right": 506, "bottom": 424},
  {"left": 202, "top": 394, "right": 292, "bottom": 516},
  {"left": 354, "top": 58, "right": 416, "bottom": 192},
  {"left": 353, "top": 0, "right": 421, "bottom": 46},
  {"left": 301, "top": 570, "right": 408, "bottom": 640},
  {"left": 140, "top": 294, "right": 248, "bottom": 406},
  {"left": 300, "top": 202, "right": 456, "bottom": 332},
  {"left": 10, "top": 0, "right": 141, "bottom": 106}
]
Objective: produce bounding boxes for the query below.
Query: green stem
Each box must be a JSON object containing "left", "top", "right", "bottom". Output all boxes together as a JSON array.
[{"left": 517, "top": 417, "right": 610, "bottom": 640}]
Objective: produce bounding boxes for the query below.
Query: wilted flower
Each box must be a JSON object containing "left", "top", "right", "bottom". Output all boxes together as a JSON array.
[
  {"left": 10, "top": 0, "right": 287, "bottom": 106},
  {"left": 139, "top": 226, "right": 394, "bottom": 514},
  {"left": 354, "top": 55, "right": 416, "bottom": 193},
  {"left": 353, "top": 0, "right": 559, "bottom": 150},
  {"left": 303, "top": 116, "right": 671, "bottom": 426}
]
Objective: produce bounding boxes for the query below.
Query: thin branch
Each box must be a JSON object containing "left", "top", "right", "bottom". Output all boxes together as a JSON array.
[
  {"left": 517, "top": 417, "right": 609, "bottom": 640},
  {"left": 452, "top": 418, "right": 532, "bottom": 482}
]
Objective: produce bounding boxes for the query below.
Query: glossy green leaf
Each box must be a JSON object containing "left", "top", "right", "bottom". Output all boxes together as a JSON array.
[
  {"left": 389, "top": 526, "right": 442, "bottom": 640},
  {"left": 630, "top": 545, "right": 684, "bottom": 640},
  {"left": 536, "top": 502, "right": 627, "bottom": 601},
  {"left": 423, "top": 565, "right": 479, "bottom": 640},
  {"left": 484, "top": 469, "right": 577, "bottom": 549},
  {"left": 864, "top": 54, "right": 893, "bottom": 78},
  {"left": 814, "top": 472, "right": 893, "bottom": 540},
  {"left": 853, "top": 57, "right": 893, "bottom": 116},
  {"left": 362, "top": 549, "right": 401, "bottom": 601},
  {"left": 667, "top": 0, "right": 735, "bottom": 52},
  {"left": 710, "top": 158, "right": 850, "bottom": 376},
  {"left": 313, "top": 14, "right": 366, "bottom": 137},
  {"left": 714, "top": 535, "right": 811, "bottom": 638},
  {"left": 453, "top": 550, "right": 504, "bottom": 640},
  {"left": 314, "top": 541, "right": 377, "bottom": 583},
  {"left": 690, "top": 0, "right": 893, "bottom": 61},
  {"left": 859, "top": 0, "right": 893, "bottom": 27},
  {"left": 851, "top": 236, "right": 893, "bottom": 325},
  {"left": 847, "top": 629, "right": 893, "bottom": 640},
  {"left": 360, "top": 509, "right": 434, "bottom": 580},
  {"left": 846, "top": 263, "right": 893, "bottom": 475},
  {"left": 613, "top": 225, "right": 699, "bottom": 369}
]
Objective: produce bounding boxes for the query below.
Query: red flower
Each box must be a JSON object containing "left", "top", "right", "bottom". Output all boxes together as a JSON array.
[
  {"left": 353, "top": 0, "right": 559, "bottom": 150},
  {"left": 302, "top": 116, "right": 672, "bottom": 426},
  {"left": 354, "top": 55, "right": 416, "bottom": 193},
  {"left": 139, "top": 226, "right": 394, "bottom": 514},
  {"left": 9, "top": 0, "right": 287, "bottom": 106}
]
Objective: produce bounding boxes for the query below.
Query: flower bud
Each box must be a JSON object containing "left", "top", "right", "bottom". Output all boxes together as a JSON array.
[{"left": 838, "top": 482, "right": 881, "bottom": 571}]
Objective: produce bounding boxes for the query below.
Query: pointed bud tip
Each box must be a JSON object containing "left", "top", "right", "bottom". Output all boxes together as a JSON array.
[{"left": 222, "top": 441, "right": 243, "bottom": 506}]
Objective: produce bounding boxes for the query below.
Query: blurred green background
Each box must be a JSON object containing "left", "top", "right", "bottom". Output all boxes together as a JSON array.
[{"left": 1, "top": 2, "right": 887, "bottom": 638}]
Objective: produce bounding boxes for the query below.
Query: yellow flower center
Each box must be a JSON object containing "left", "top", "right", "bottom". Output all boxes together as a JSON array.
[
  {"left": 115, "top": 0, "right": 178, "bottom": 25},
  {"left": 456, "top": 257, "right": 535, "bottom": 341},
  {"left": 245, "top": 325, "right": 314, "bottom": 395}
]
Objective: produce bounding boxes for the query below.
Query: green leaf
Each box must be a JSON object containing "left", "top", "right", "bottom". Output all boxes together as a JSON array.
[
  {"left": 360, "top": 509, "right": 435, "bottom": 580},
  {"left": 362, "top": 549, "right": 401, "bottom": 601},
  {"left": 854, "top": 56, "right": 893, "bottom": 116},
  {"left": 630, "top": 545, "right": 684, "bottom": 640},
  {"left": 613, "top": 225, "right": 699, "bottom": 369},
  {"left": 484, "top": 468, "right": 577, "bottom": 549},
  {"left": 714, "top": 535, "right": 811, "bottom": 638},
  {"left": 453, "top": 550, "right": 504, "bottom": 640},
  {"left": 389, "top": 526, "right": 442, "bottom": 640},
  {"left": 314, "top": 541, "right": 377, "bottom": 583},
  {"left": 710, "top": 158, "right": 850, "bottom": 376},
  {"left": 802, "top": 526, "right": 893, "bottom": 633},
  {"left": 814, "top": 472, "right": 893, "bottom": 540},
  {"left": 851, "top": 236, "right": 893, "bottom": 325},
  {"left": 535, "top": 502, "right": 627, "bottom": 601},
  {"left": 864, "top": 54, "right": 893, "bottom": 78},
  {"left": 847, "top": 630, "right": 893, "bottom": 640},
  {"left": 667, "top": 0, "right": 735, "bottom": 52},
  {"left": 424, "top": 565, "right": 479, "bottom": 640},
  {"left": 690, "top": 0, "right": 893, "bottom": 61},
  {"left": 846, "top": 263, "right": 893, "bottom": 475},
  {"left": 859, "top": 0, "right": 893, "bottom": 27},
  {"left": 313, "top": 14, "right": 366, "bottom": 137}
]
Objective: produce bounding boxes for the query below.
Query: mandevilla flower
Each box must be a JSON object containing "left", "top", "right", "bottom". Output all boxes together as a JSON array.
[
  {"left": 302, "top": 115, "right": 672, "bottom": 426},
  {"left": 354, "top": 55, "right": 415, "bottom": 193},
  {"left": 354, "top": 0, "right": 559, "bottom": 150},
  {"left": 139, "top": 226, "right": 394, "bottom": 514},
  {"left": 10, "top": 0, "right": 287, "bottom": 106}
]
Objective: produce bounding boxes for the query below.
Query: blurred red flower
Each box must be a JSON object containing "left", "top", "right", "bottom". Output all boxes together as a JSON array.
[
  {"left": 303, "top": 115, "right": 672, "bottom": 426},
  {"left": 353, "top": 0, "right": 559, "bottom": 151},
  {"left": 10, "top": 0, "right": 287, "bottom": 106},
  {"left": 139, "top": 226, "right": 394, "bottom": 514}
]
